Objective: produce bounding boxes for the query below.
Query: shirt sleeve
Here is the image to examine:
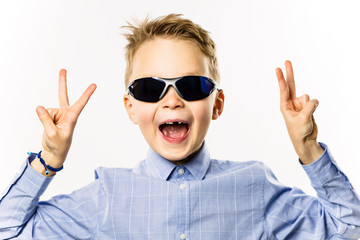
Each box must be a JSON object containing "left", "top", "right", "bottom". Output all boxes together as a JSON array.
[
  {"left": 0, "top": 155, "right": 107, "bottom": 239},
  {"left": 263, "top": 143, "right": 360, "bottom": 240}
]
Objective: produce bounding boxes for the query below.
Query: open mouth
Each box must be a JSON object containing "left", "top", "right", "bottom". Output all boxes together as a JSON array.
[{"left": 159, "top": 121, "right": 190, "bottom": 142}]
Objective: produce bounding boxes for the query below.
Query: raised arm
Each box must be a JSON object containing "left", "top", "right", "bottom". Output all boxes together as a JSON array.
[
  {"left": 0, "top": 70, "right": 100, "bottom": 239},
  {"left": 267, "top": 60, "right": 360, "bottom": 239},
  {"left": 275, "top": 60, "right": 323, "bottom": 164},
  {"left": 31, "top": 69, "right": 96, "bottom": 176}
]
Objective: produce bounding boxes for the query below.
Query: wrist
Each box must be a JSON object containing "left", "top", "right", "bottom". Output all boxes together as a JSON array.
[
  {"left": 29, "top": 150, "right": 65, "bottom": 177},
  {"left": 295, "top": 140, "right": 324, "bottom": 165},
  {"left": 40, "top": 150, "right": 66, "bottom": 168}
]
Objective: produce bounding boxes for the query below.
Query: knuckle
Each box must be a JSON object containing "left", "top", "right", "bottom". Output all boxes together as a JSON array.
[
  {"left": 47, "top": 108, "right": 58, "bottom": 114},
  {"left": 47, "top": 129, "right": 58, "bottom": 138},
  {"left": 303, "top": 94, "right": 310, "bottom": 101},
  {"left": 64, "top": 131, "right": 74, "bottom": 139},
  {"left": 46, "top": 108, "right": 53, "bottom": 115},
  {"left": 307, "top": 101, "right": 316, "bottom": 109}
]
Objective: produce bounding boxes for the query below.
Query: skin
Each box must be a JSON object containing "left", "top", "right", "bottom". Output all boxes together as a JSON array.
[
  {"left": 31, "top": 70, "right": 97, "bottom": 176},
  {"left": 32, "top": 39, "right": 322, "bottom": 176},
  {"left": 123, "top": 38, "right": 224, "bottom": 165},
  {"left": 276, "top": 61, "right": 324, "bottom": 164}
]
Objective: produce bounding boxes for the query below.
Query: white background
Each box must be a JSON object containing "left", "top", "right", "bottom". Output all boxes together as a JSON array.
[{"left": 0, "top": 0, "right": 359, "bottom": 200}]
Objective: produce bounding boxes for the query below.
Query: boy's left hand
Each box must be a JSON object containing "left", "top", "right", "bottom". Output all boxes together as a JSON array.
[{"left": 276, "top": 60, "right": 324, "bottom": 165}]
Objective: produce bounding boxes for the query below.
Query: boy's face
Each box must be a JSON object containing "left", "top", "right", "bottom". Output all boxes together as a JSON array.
[{"left": 124, "top": 38, "right": 224, "bottom": 165}]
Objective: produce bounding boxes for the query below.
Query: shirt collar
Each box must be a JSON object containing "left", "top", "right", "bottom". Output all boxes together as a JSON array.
[{"left": 145, "top": 142, "right": 211, "bottom": 181}]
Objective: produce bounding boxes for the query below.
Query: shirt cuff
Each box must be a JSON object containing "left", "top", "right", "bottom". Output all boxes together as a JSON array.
[
  {"left": 301, "top": 142, "right": 342, "bottom": 187},
  {"left": 11, "top": 155, "right": 53, "bottom": 198}
]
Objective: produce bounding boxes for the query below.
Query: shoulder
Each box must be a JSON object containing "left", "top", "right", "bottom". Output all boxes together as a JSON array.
[
  {"left": 93, "top": 167, "right": 131, "bottom": 190},
  {"left": 207, "top": 159, "right": 273, "bottom": 179},
  {"left": 94, "top": 167, "right": 133, "bottom": 181}
]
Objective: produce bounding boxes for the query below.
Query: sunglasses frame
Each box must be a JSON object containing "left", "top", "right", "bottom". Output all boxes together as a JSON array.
[{"left": 127, "top": 76, "right": 218, "bottom": 102}]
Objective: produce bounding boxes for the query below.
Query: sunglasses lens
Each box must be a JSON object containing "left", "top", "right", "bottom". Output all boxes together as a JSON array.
[
  {"left": 176, "top": 76, "right": 215, "bottom": 101},
  {"left": 129, "top": 78, "right": 165, "bottom": 102}
]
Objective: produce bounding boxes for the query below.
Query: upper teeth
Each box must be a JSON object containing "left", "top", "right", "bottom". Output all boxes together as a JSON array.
[{"left": 165, "top": 122, "right": 183, "bottom": 125}]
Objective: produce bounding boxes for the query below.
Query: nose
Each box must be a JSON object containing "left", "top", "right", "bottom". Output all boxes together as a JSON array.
[{"left": 160, "top": 86, "right": 185, "bottom": 109}]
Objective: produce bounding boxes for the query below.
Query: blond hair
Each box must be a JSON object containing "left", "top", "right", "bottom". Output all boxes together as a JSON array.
[{"left": 122, "top": 13, "right": 220, "bottom": 88}]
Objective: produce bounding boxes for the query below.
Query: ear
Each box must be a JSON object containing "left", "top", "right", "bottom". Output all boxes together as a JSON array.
[
  {"left": 212, "top": 89, "right": 225, "bottom": 120},
  {"left": 123, "top": 94, "right": 138, "bottom": 125}
]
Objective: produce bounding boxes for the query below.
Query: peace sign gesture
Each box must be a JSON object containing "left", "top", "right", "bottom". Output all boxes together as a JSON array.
[
  {"left": 32, "top": 69, "right": 97, "bottom": 175},
  {"left": 276, "top": 60, "right": 323, "bottom": 164}
]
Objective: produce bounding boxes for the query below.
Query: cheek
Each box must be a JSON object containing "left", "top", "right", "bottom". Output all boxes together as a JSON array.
[
  {"left": 191, "top": 101, "right": 213, "bottom": 128},
  {"left": 133, "top": 103, "right": 156, "bottom": 126}
]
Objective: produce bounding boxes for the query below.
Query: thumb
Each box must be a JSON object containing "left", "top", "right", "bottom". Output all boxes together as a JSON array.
[
  {"left": 36, "top": 106, "right": 57, "bottom": 133},
  {"left": 302, "top": 99, "right": 319, "bottom": 117}
]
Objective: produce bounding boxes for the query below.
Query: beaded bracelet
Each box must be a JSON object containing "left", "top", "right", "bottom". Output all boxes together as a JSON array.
[{"left": 27, "top": 151, "right": 64, "bottom": 175}]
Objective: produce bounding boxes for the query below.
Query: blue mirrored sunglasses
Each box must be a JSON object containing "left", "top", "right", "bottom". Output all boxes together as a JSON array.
[{"left": 127, "top": 76, "right": 217, "bottom": 103}]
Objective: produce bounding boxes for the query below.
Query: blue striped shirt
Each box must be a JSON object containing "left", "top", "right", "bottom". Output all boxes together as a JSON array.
[{"left": 0, "top": 143, "right": 360, "bottom": 239}]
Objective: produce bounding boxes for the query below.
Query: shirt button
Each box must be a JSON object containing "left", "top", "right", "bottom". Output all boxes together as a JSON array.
[
  {"left": 180, "top": 233, "right": 187, "bottom": 239},
  {"left": 178, "top": 168, "right": 185, "bottom": 175},
  {"left": 179, "top": 183, "right": 186, "bottom": 190}
]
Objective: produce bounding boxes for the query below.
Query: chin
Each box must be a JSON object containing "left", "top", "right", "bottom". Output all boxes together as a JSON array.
[
  {"left": 156, "top": 141, "right": 203, "bottom": 164},
  {"left": 149, "top": 133, "right": 204, "bottom": 162},
  {"left": 159, "top": 149, "right": 190, "bottom": 161}
]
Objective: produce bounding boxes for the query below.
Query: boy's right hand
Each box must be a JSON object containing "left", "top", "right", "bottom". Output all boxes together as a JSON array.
[{"left": 31, "top": 69, "right": 97, "bottom": 176}]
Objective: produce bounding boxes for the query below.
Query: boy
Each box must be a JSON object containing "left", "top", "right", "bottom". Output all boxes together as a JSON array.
[{"left": 0, "top": 13, "right": 359, "bottom": 239}]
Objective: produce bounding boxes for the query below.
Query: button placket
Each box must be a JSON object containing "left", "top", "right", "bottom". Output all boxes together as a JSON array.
[{"left": 177, "top": 181, "right": 188, "bottom": 238}]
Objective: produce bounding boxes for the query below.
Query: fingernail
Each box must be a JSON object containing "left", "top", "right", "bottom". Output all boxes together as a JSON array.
[{"left": 37, "top": 107, "right": 44, "bottom": 114}]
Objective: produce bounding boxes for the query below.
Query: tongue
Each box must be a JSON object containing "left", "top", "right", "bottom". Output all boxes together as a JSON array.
[{"left": 161, "top": 124, "right": 188, "bottom": 139}]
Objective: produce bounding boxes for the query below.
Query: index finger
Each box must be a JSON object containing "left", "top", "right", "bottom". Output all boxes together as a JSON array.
[
  {"left": 58, "top": 69, "right": 70, "bottom": 108},
  {"left": 276, "top": 67, "right": 289, "bottom": 108},
  {"left": 285, "top": 60, "right": 297, "bottom": 100},
  {"left": 70, "top": 83, "right": 97, "bottom": 118}
]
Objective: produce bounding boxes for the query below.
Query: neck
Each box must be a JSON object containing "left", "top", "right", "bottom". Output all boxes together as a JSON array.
[{"left": 169, "top": 142, "right": 204, "bottom": 166}]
